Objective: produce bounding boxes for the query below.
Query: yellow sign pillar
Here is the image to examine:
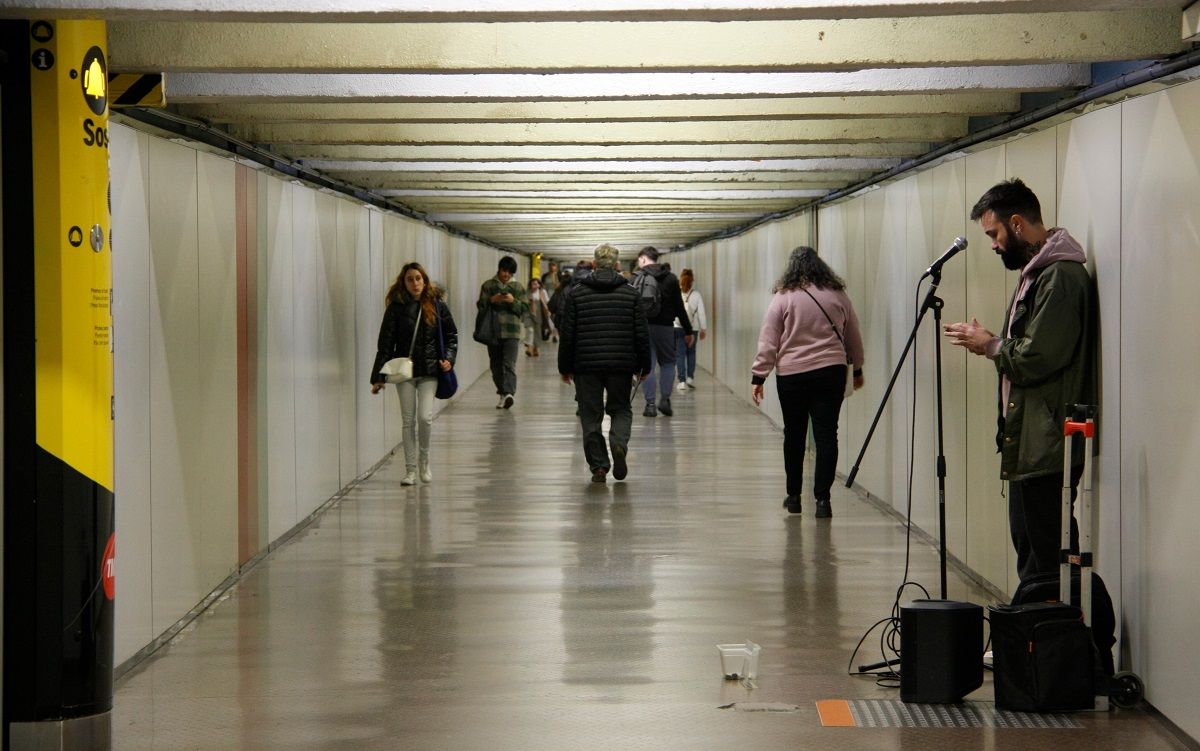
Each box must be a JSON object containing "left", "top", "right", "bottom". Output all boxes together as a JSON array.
[{"left": 31, "top": 18, "right": 113, "bottom": 492}]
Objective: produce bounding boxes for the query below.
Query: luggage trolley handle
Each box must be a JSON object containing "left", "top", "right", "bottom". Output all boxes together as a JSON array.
[{"left": 1062, "top": 404, "right": 1097, "bottom": 624}]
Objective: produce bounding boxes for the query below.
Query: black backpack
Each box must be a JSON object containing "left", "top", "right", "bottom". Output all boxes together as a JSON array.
[{"left": 631, "top": 271, "right": 662, "bottom": 319}]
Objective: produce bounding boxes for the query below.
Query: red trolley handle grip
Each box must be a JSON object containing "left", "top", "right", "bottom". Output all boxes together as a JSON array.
[{"left": 1064, "top": 420, "right": 1094, "bottom": 438}]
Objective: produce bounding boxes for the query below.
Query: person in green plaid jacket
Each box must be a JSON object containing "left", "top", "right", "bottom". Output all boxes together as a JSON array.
[{"left": 478, "top": 256, "right": 529, "bottom": 408}]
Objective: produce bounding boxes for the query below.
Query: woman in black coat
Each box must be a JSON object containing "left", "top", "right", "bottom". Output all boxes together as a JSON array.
[{"left": 371, "top": 262, "right": 458, "bottom": 485}]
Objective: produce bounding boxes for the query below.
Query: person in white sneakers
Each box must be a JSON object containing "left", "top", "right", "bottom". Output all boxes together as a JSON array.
[
  {"left": 371, "top": 262, "right": 458, "bottom": 485},
  {"left": 674, "top": 268, "right": 707, "bottom": 391}
]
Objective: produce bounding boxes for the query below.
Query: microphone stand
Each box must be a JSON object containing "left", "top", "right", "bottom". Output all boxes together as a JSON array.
[{"left": 846, "top": 266, "right": 950, "bottom": 601}]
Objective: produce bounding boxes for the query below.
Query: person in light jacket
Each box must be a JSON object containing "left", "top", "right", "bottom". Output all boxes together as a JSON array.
[
  {"left": 751, "top": 246, "right": 864, "bottom": 518},
  {"left": 371, "top": 262, "right": 458, "bottom": 486},
  {"left": 674, "top": 268, "right": 707, "bottom": 390}
]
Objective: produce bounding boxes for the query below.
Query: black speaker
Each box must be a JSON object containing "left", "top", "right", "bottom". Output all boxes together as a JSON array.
[{"left": 899, "top": 599, "right": 983, "bottom": 703}]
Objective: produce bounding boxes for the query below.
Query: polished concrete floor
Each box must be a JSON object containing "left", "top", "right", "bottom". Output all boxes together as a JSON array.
[{"left": 113, "top": 347, "right": 1188, "bottom": 750}]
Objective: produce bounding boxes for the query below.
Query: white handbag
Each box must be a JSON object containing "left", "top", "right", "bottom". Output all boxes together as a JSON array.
[
  {"left": 379, "top": 357, "right": 413, "bottom": 383},
  {"left": 380, "top": 311, "right": 422, "bottom": 384}
]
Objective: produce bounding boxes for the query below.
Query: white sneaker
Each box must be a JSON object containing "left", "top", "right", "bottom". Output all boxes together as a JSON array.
[
  {"left": 676, "top": 381, "right": 689, "bottom": 392},
  {"left": 496, "top": 395, "right": 506, "bottom": 409},
  {"left": 686, "top": 378, "right": 695, "bottom": 388},
  {"left": 502, "top": 394, "right": 514, "bottom": 409},
  {"left": 419, "top": 462, "right": 432, "bottom": 483},
  {"left": 401, "top": 470, "right": 417, "bottom": 486}
]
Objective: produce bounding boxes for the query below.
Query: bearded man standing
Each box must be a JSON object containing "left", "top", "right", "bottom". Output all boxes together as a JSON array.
[{"left": 944, "top": 178, "right": 1096, "bottom": 583}]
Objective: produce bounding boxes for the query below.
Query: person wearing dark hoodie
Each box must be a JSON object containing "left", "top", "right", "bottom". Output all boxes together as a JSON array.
[
  {"left": 558, "top": 244, "right": 651, "bottom": 483},
  {"left": 944, "top": 178, "right": 1096, "bottom": 583},
  {"left": 633, "top": 246, "right": 694, "bottom": 417}
]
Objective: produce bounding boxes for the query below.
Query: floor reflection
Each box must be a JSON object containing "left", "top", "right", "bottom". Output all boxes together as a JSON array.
[{"left": 560, "top": 488, "right": 657, "bottom": 693}]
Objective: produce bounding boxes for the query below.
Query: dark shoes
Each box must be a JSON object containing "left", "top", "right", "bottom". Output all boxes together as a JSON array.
[
  {"left": 591, "top": 467, "right": 608, "bottom": 483},
  {"left": 502, "top": 394, "right": 514, "bottom": 409},
  {"left": 658, "top": 398, "right": 673, "bottom": 416},
  {"left": 815, "top": 499, "right": 833, "bottom": 518},
  {"left": 612, "top": 445, "right": 628, "bottom": 481},
  {"left": 643, "top": 403, "right": 657, "bottom": 417},
  {"left": 783, "top": 494, "right": 801, "bottom": 514}
]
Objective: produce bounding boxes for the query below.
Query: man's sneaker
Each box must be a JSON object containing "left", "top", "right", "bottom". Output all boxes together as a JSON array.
[
  {"left": 676, "top": 380, "right": 689, "bottom": 392},
  {"left": 502, "top": 394, "right": 514, "bottom": 409},
  {"left": 658, "top": 398, "right": 673, "bottom": 416},
  {"left": 591, "top": 467, "right": 608, "bottom": 483},
  {"left": 401, "top": 470, "right": 417, "bottom": 487},
  {"left": 496, "top": 395, "right": 506, "bottom": 409},
  {"left": 784, "top": 494, "right": 801, "bottom": 513},
  {"left": 612, "top": 445, "right": 628, "bottom": 481},
  {"left": 686, "top": 378, "right": 695, "bottom": 388},
  {"left": 815, "top": 499, "right": 832, "bottom": 518},
  {"left": 643, "top": 403, "right": 657, "bottom": 417}
]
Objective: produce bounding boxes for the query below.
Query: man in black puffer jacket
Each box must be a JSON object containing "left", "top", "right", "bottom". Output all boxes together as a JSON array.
[{"left": 558, "top": 244, "right": 651, "bottom": 483}]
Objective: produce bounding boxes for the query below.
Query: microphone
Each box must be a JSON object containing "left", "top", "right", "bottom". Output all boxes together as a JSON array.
[{"left": 921, "top": 236, "right": 968, "bottom": 279}]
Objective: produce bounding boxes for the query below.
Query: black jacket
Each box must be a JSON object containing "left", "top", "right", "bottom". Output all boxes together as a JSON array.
[
  {"left": 638, "top": 264, "right": 693, "bottom": 333},
  {"left": 557, "top": 268, "right": 651, "bottom": 376},
  {"left": 370, "top": 297, "right": 458, "bottom": 384}
]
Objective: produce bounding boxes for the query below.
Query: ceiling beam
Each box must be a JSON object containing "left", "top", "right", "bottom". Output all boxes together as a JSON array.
[
  {"left": 109, "top": 12, "right": 1182, "bottom": 73},
  {"left": 228, "top": 118, "right": 968, "bottom": 145},
  {"left": 165, "top": 67, "right": 1090, "bottom": 101},
  {"left": 177, "top": 93, "right": 1020, "bottom": 124},
  {"left": 282, "top": 143, "right": 925, "bottom": 161},
  {"left": 303, "top": 158, "right": 899, "bottom": 173},
  {"left": 1, "top": 1, "right": 1179, "bottom": 22}
]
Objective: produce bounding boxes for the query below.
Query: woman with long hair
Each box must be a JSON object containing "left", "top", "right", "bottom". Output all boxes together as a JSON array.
[
  {"left": 751, "top": 246, "right": 864, "bottom": 518},
  {"left": 673, "top": 268, "right": 707, "bottom": 390},
  {"left": 523, "top": 277, "right": 554, "bottom": 357},
  {"left": 371, "top": 262, "right": 458, "bottom": 486}
]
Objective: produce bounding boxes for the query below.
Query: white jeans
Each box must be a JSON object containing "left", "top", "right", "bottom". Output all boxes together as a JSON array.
[{"left": 395, "top": 377, "right": 436, "bottom": 470}]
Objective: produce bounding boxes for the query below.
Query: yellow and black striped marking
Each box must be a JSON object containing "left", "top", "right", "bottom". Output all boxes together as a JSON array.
[{"left": 107, "top": 71, "right": 165, "bottom": 108}]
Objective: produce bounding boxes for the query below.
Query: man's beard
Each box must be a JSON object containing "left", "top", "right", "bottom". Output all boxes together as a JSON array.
[{"left": 1001, "top": 230, "right": 1035, "bottom": 271}]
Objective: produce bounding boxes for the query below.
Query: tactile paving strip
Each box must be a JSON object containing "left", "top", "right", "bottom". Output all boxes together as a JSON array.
[{"left": 817, "top": 699, "right": 1082, "bottom": 728}]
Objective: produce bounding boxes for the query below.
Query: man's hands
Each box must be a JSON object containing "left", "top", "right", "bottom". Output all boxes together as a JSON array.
[
  {"left": 699, "top": 329, "right": 707, "bottom": 341},
  {"left": 685, "top": 334, "right": 695, "bottom": 347},
  {"left": 751, "top": 383, "right": 764, "bottom": 406},
  {"left": 490, "top": 292, "right": 515, "bottom": 304},
  {"left": 561, "top": 373, "right": 573, "bottom": 385},
  {"left": 944, "top": 317, "right": 995, "bottom": 356}
]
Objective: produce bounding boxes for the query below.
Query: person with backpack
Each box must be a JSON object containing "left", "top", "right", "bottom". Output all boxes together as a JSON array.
[{"left": 633, "top": 247, "right": 693, "bottom": 417}]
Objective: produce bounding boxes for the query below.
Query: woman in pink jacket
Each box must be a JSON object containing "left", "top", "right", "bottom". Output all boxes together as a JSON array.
[{"left": 751, "top": 246, "right": 864, "bottom": 518}]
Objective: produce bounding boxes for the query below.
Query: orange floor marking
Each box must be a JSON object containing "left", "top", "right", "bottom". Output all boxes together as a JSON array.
[{"left": 816, "top": 699, "right": 856, "bottom": 727}]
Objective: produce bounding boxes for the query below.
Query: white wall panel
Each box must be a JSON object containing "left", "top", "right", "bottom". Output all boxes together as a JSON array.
[
  {"left": 110, "top": 124, "right": 154, "bottom": 664},
  {"left": 146, "top": 139, "right": 204, "bottom": 635},
  {"left": 1056, "top": 104, "right": 1123, "bottom": 657},
  {"left": 195, "top": 152, "right": 239, "bottom": 588},
  {"left": 356, "top": 209, "right": 387, "bottom": 472},
  {"left": 929, "top": 161, "right": 969, "bottom": 561},
  {"left": 335, "top": 202, "right": 360, "bottom": 486},
  {"left": 312, "top": 194, "right": 343, "bottom": 500},
  {"left": 290, "top": 187, "right": 324, "bottom": 518},
  {"left": 1120, "top": 80, "right": 1200, "bottom": 739},
  {"left": 1005, "top": 127, "right": 1059, "bottom": 229},
  {"left": 262, "top": 175, "right": 298, "bottom": 540},
  {"left": 961, "top": 146, "right": 1012, "bottom": 593}
]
